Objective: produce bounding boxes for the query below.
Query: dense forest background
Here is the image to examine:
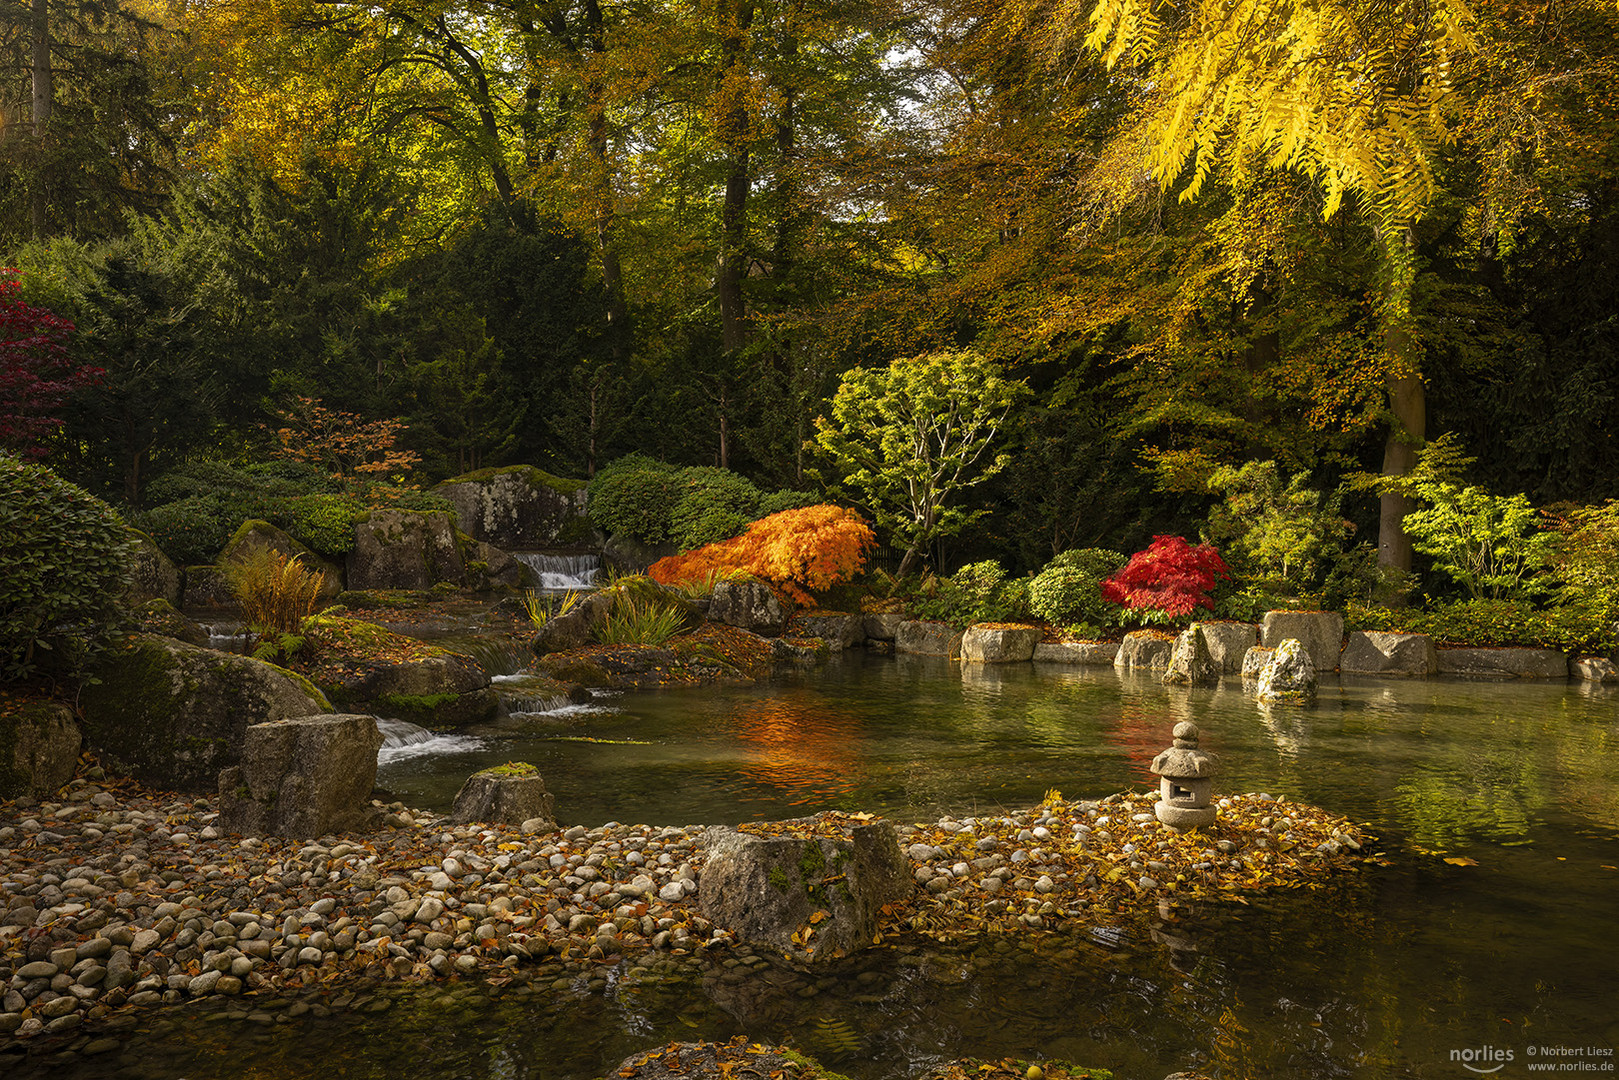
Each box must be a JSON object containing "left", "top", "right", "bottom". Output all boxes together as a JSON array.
[{"left": 2, "top": 0, "right": 1616, "bottom": 577}]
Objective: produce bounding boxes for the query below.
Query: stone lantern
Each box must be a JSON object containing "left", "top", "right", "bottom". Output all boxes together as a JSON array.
[{"left": 1151, "top": 721, "right": 1219, "bottom": 829}]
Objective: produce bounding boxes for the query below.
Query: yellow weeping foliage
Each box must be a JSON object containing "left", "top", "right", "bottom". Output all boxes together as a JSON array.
[{"left": 1010, "top": 0, "right": 1478, "bottom": 234}]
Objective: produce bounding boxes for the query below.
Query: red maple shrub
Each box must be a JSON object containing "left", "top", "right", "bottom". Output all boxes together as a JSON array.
[
  {"left": 1101, "top": 535, "right": 1231, "bottom": 620},
  {"left": 0, "top": 269, "right": 98, "bottom": 458},
  {"left": 648, "top": 504, "right": 875, "bottom": 606}
]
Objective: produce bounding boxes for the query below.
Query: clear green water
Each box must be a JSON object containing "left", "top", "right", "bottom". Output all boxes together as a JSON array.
[{"left": 17, "top": 654, "right": 1619, "bottom": 1079}]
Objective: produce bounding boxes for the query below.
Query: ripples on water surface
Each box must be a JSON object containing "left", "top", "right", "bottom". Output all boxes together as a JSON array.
[{"left": 28, "top": 652, "right": 1619, "bottom": 1079}]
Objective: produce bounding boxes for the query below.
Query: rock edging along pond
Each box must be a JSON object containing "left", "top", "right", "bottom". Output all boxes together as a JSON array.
[{"left": 0, "top": 775, "right": 1369, "bottom": 1053}]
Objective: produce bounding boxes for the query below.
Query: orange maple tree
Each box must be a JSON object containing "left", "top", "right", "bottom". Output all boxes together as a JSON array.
[{"left": 648, "top": 504, "right": 875, "bottom": 606}]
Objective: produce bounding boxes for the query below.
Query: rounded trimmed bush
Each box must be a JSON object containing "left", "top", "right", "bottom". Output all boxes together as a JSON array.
[
  {"left": 1, "top": 455, "right": 133, "bottom": 678},
  {"left": 588, "top": 454, "right": 682, "bottom": 544},
  {"left": 1029, "top": 548, "right": 1127, "bottom": 628},
  {"left": 669, "top": 466, "right": 762, "bottom": 550}
]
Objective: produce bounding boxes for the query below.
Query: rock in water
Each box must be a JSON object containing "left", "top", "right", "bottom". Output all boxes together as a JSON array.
[
  {"left": 449, "top": 764, "right": 556, "bottom": 828},
  {"left": 216, "top": 714, "right": 383, "bottom": 837},
  {"left": 709, "top": 579, "right": 785, "bottom": 636},
  {"left": 960, "top": 624, "right": 1042, "bottom": 663},
  {"left": 1256, "top": 638, "right": 1317, "bottom": 702},
  {"left": 698, "top": 819, "right": 912, "bottom": 961},
  {"left": 1162, "top": 624, "right": 1221, "bottom": 687}
]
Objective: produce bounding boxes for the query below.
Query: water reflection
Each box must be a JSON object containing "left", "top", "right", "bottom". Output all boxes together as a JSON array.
[{"left": 731, "top": 696, "right": 865, "bottom": 805}]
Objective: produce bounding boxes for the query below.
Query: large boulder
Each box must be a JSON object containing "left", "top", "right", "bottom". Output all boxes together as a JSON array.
[
  {"left": 0, "top": 699, "right": 79, "bottom": 798},
  {"left": 466, "top": 540, "right": 528, "bottom": 591},
  {"left": 449, "top": 763, "right": 556, "bottom": 828},
  {"left": 180, "top": 564, "right": 233, "bottom": 610},
  {"left": 79, "top": 634, "right": 330, "bottom": 791},
  {"left": 698, "top": 819, "right": 912, "bottom": 962},
  {"left": 215, "top": 714, "right": 382, "bottom": 837},
  {"left": 1200, "top": 621, "right": 1258, "bottom": 674},
  {"left": 1241, "top": 646, "right": 1273, "bottom": 681},
  {"left": 709, "top": 579, "right": 786, "bottom": 636},
  {"left": 301, "top": 616, "right": 499, "bottom": 728},
  {"left": 125, "top": 529, "right": 181, "bottom": 607},
  {"left": 1115, "top": 631, "right": 1175, "bottom": 671},
  {"left": 1260, "top": 611, "right": 1344, "bottom": 672},
  {"left": 1162, "top": 624, "right": 1220, "bottom": 687},
  {"left": 895, "top": 620, "right": 964, "bottom": 657},
  {"left": 863, "top": 611, "right": 906, "bottom": 641},
  {"left": 790, "top": 612, "right": 864, "bottom": 650},
  {"left": 1437, "top": 647, "right": 1569, "bottom": 679},
  {"left": 133, "top": 598, "right": 208, "bottom": 647},
  {"left": 1574, "top": 657, "right": 1619, "bottom": 683},
  {"left": 432, "top": 465, "right": 590, "bottom": 550},
  {"left": 219, "top": 519, "right": 343, "bottom": 602},
  {"left": 1340, "top": 631, "right": 1438, "bottom": 676},
  {"left": 1256, "top": 638, "right": 1317, "bottom": 702},
  {"left": 960, "top": 624, "right": 1042, "bottom": 663},
  {"left": 347, "top": 509, "right": 466, "bottom": 591},
  {"left": 1033, "top": 641, "right": 1120, "bottom": 665}
]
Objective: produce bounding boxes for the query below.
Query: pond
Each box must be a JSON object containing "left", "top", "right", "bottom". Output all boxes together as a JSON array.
[{"left": 21, "top": 653, "right": 1619, "bottom": 1079}]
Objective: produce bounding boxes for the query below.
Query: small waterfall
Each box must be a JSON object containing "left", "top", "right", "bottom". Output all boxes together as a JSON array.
[
  {"left": 504, "top": 694, "right": 579, "bottom": 716},
  {"left": 374, "top": 717, "right": 483, "bottom": 763},
  {"left": 515, "top": 552, "right": 600, "bottom": 590},
  {"left": 198, "top": 622, "right": 251, "bottom": 654}
]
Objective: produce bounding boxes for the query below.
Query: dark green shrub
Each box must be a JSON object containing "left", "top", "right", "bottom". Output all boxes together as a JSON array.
[
  {"left": 669, "top": 466, "right": 762, "bottom": 550},
  {"left": 1, "top": 455, "right": 133, "bottom": 679},
  {"left": 131, "top": 495, "right": 242, "bottom": 564},
  {"left": 588, "top": 454, "right": 682, "bottom": 544},
  {"left": 1046, "top": 547, "right": 1127, "bottom": 579},
  {"left": 756, "top": 488, "right": 817, "bottom": 516},
  {"left": 1347, "top": 598, "right": 1614, "bottom": 653},
  {"left": 284, "top": 493, "right": 365, "bottom": 557}
]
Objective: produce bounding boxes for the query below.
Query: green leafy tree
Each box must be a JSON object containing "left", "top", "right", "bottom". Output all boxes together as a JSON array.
[
  {"left": 1403, "top": 485, "right": 1556, "bottom": 602},
  {"left": 814, "top": 349, "right": 1029, "bottom": 577},
  {"left": 1205, "top": 460, "right": 1352, "bottom": 593}
]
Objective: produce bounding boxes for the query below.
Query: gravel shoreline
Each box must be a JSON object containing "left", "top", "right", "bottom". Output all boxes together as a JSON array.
[{"left": 2, "top": 771, "right": 1370, "bottom": 1063}]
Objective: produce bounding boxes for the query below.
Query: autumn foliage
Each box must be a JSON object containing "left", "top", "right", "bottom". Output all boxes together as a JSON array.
[
  {"left": 648, "top": 504, "right": 875, "bottom": 606},
  {"left": 272, "top": 396, "right": 420, "bottom": 480},
  {"left": 1101, "top": 535, "right": 1231, "bottom": 620}
]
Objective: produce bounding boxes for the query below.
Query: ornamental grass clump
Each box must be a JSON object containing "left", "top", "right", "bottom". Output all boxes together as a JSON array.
[
  {"left": 595, "top": 591, "right": 686, "bottom": 647},
  {"left": 226, "top": 549, "right": 326, "bottom": 636}
]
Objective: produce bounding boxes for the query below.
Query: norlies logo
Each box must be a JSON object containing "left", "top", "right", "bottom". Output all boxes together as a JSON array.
[{"left": 1453, "top": 1046, "right": 1516, "bottom": 1074}]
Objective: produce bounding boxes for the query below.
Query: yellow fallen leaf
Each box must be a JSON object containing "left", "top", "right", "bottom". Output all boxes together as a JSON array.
[{"left": 1443, "top": 856, "right": 1479, "bottom": 867}]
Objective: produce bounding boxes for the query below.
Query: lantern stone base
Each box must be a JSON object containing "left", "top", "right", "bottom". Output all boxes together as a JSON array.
[{"left": 1155, "top": 803, "right": 1217, "bottom": 829}]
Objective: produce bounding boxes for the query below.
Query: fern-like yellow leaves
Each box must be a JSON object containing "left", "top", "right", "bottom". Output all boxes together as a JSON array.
[{"left": 1075, "top": 0, "right": 1479, "bottom": 232}]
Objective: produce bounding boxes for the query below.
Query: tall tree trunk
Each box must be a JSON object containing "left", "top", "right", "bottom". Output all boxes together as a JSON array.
[
  {"left": 1375, "top": 225, "right": 1425, "bottom": 589},
  {"left": 716, "top": 0, "right": 755, "bottom": 355},
  {"left": 30, "top": 0, "right": 51, "bottom": 238},
  {"left": 582, "top": 0, "right": 628, "bottom": 345}
]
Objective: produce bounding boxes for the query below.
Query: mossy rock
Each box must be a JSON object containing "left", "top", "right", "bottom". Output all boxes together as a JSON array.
[
  {"left": 134, "top": 598, "right": 208, "bottom": 647},
  {"left": 432, "top": 465, "right": 591, "bottom": 550},
  {"left": 0, "top": 697, "right": 80, "bottom": 799},
  {"left": 125, "top": 528, "right": 181, "bottom": 607},
  {"left": 219, "top": 519, "right": 343, "bottom": 602},
  {"left": 79, "top": 634, "right": 331, "bottom": 792},
  {"left": 299, "top": 615, "right": 497, "bottom": 728},
  {"left": 347, "top": 509, "right": 466, "bottom": 591}
]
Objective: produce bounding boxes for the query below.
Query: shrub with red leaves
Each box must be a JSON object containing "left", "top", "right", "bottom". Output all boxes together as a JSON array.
[
  {"left": 0, "top": 269, "right": 96, "bottom": 459},
  {"left": 1101, "top": 535, "right": 1231, "bottom": 620}
]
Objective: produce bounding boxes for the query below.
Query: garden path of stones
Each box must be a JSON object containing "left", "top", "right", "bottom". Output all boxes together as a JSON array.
[{"left": 2, "top": 773, "right": 1368, "bottom": 1060}]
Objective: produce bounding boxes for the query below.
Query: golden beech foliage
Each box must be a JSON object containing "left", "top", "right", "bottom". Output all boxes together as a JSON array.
[{"left": 647, "top": 504, "right": 875, "bottom": 607}]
